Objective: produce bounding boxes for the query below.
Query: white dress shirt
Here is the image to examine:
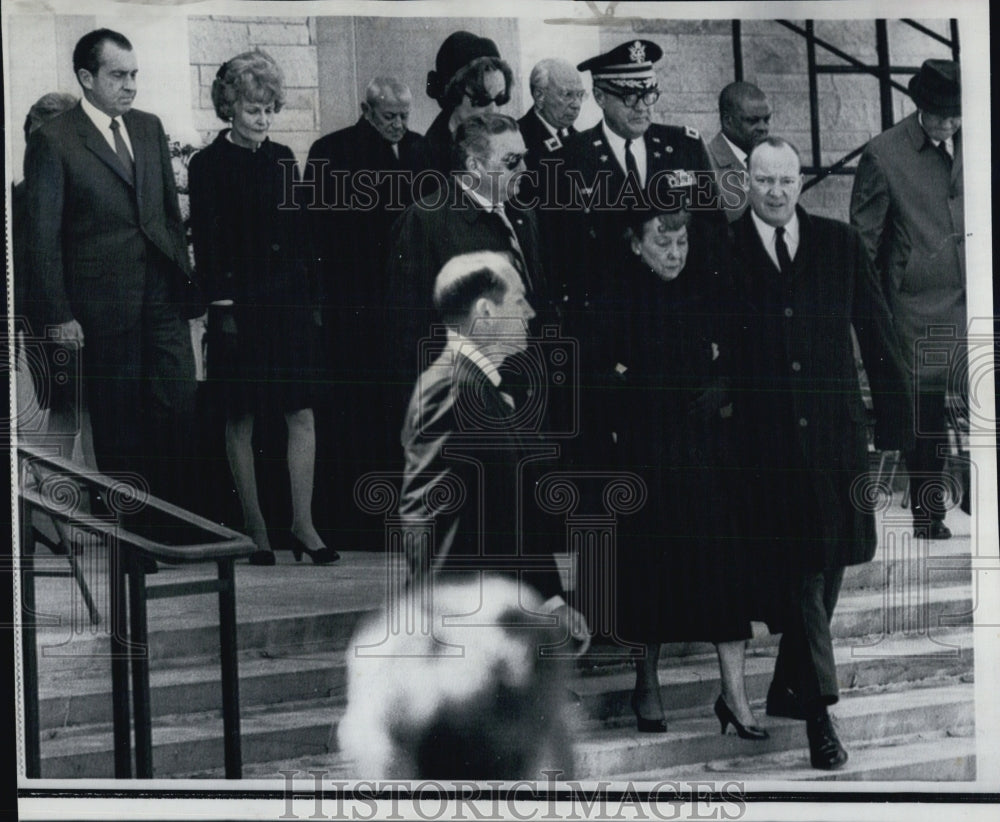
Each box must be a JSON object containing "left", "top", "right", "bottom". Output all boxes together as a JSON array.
[
  {"left": 751, "top": 210, "right": 800, "bottom": 272},
  {"left": 80, "top": 95, "right": 134, "bottom": 160},
  {"left": 602, "top": 120, "right": 647, "bottom": 185}
]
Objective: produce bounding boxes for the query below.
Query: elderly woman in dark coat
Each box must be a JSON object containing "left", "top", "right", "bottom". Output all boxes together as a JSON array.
[
  {"left": 600, "top": 206, "right": 777, "bottom": 739},
  {"left": 188, "top": 50, "right": 336, "bottom": 566}
]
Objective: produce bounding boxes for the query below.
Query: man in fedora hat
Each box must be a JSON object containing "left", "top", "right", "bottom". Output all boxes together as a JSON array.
[{"left": 850, "top": 58, "right": 966, "bottom": 539}]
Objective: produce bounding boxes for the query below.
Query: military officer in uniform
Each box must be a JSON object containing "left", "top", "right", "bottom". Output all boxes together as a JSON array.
[{"left": 546, "top": 39, "right": 720, "bottom": 311}]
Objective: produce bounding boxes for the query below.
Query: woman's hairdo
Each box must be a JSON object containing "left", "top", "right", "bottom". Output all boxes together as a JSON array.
[
  {"left": 441, "top": 56, "right": 513, "bottom": 111},
  {"left": 211, "top": 50, "right": 286, "bottom": 121},
  {"left": 626, "top": 207, "right": 691, "bottom": 243}
]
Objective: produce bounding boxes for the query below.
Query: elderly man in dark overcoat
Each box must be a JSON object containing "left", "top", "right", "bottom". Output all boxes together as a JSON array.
[
  {"left": 850, "top": 59, "right": 966, "bottom": 539},
  {"left": 730, "top": 138, "right": 912, "bottom": 770},
  {"left": 306, "top": 77, "right": 430, "bottom": 536}
]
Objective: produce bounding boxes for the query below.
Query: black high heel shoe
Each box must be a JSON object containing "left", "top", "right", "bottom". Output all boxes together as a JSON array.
[
  {"left": 630, "top": 692, "right": 667, "bottom": 734},
  {"left": 714, "top": 695, "right": 769, "bottom": 740},
  {"left": 287, "top": 533, "right": 340, "bottom": 565}
]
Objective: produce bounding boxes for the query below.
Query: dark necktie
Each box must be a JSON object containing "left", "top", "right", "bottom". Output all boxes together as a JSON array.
[
  {"left": 494, "top": 205, "right": 533, "bottom": 292},
  {"left": 774, "top": 225, "right": 794, "bottom": 281},
  {"left": 109, "top": 118, "right": 134, "bottom": 184},
  {"left": 624, "top": 138, "right": 639, "bottom": 182},
  {"left": 935, "top": 140, "right": 953, "bottom": 169}
]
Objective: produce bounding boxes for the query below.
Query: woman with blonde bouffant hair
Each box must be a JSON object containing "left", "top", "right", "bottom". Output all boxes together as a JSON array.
[{"left": 188, "top": 50, "right": 336, "bottom": 567}]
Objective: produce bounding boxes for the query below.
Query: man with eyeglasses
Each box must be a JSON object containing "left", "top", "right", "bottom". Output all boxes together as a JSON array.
[
  {"left": 516, "top": 58, "right": 586, "bottom": 208},
  {"left": 385, "top": 113, "right": 553, "bottom": 424},
  {"left": 549, "top": 39, "right": 718, "bottom": 312},
  {"left": 708, "top": 81, "right": 772, "bottom": 221},
  {"left": 519, "top": 58, "right": 586, "bottom": 159}
]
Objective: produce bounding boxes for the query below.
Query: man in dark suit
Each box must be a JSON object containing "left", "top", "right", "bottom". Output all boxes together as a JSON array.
[
  {"left": 385, "top": 113, "right": 550, "bottom": 417},
  {"left": 306, "top": 77, "right": 431, "bottom": 538},
  {"left": 24, "top": 28, "right": 199, "bottom": 513},
  {"left": 707, "top": 81, "right": 771, "bottom": 222},
  {"left": 399, "top": 250, "right": 588, "bottom": 644},
  {"left": 730, "top": 137, "right": 912, "bottom": 769},
  {"left": 850, "top": 60, "right": 966, "bottom": 538},
  {"left": 550, "top": 39, "right": 720, "bottom": 310},
  {"left": 517, "top": 58, "right": 585, "bottom": 204}
]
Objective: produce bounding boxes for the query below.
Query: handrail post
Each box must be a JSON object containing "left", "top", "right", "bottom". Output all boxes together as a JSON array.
[
  {"left": 109, "top": 535, "right": 132, "bottom": 777},
  {"left": 218, "top": 558, "right": 242, "bottom": 778},
  {"left": 20, "top": 513, "right": 42, "bottom": 778},
  {"left": 128, "top": 558, "right": 153, "bottom": 777}
]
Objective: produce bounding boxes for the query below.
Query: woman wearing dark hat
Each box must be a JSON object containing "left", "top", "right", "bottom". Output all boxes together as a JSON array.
[
  {"left": 424, "top": 30, "right": 514, "bottom": 178},
  {"left": 188, "top": 50, "right": 338, "bottom": 567},
  {"left": 596, "top": 203, "right": 778, "bottom": 739}
]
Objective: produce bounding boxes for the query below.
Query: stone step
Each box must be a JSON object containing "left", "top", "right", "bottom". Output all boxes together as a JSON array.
[
  {"left": 37, "top": 648, "right": 348, "bottom": 731},
  {"left": 38, "top": 697, "right": 344, "bottom": 779},
  {"left": 34, "top": 568, "right": 973, "bottom": 679},
  {"left": 35, "top": 606, "right": 972, "bottom": 733},
  {"left": 574, "top": 628, "right": 973, "bottom": 721},
  {"left": 607, "top": 729, "right": 976, "bottom": 782},
  {"left": 174, "top": 680, "right": 974, "bottom": 781},
  {"left": 37, "top": 631, "right": 973, "bottom": 780},
  {"left": 578, "top": 582, "right": 973, "bottom": 664},
  {"left": 573, "top": 680, "right": 974, "bottom": 779}
]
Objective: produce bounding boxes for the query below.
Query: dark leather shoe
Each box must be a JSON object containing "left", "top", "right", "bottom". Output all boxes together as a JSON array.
[
  {"left": 807, "top": 713, "right": 848, "bottom": 770},
  {"left": 766, "top": 683, "right": 808, "bottom": 720},
  {"left": 914, "top": 520, "right": 951, "bottom": 540}
]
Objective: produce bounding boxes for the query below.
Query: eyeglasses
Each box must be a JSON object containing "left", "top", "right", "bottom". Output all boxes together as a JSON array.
[
  {"left": 599, "top": 86, "right": 660, "bottom": 109},
  {"left": 465, "top": 88, "right": 509, "bottom": 108},
  {"left": 499, "top": 151, "right": 527, "bottom": 170}
]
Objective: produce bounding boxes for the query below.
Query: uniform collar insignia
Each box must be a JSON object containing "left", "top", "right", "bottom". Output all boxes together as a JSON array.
[{"left": 544, "top": 135, "right": 562, "bottom": 151}]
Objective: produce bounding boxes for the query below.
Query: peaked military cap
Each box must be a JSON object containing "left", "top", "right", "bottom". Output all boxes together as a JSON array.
[{"left": 577, "top": 39, "right": 663, "bottom": 91}]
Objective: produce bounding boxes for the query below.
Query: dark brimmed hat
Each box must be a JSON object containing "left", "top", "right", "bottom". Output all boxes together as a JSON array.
[
  {"left": 578, "top": 39, "right": 663, "bottom": 92},
  {"left": 908, "top": 59, "right": 960, "bottom": 117},
  {"left": 427, "top": 31, "right": 501, "bottom": 101}
]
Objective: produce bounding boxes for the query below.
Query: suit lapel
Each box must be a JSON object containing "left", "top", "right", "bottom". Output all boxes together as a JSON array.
[{"left": 74, "top": 105, "right": 134, "bottom": 188}]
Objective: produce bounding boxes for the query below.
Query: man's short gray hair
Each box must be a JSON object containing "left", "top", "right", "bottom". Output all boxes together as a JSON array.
[{"left": 365, "top": 76, "right": 411, "bottom": 105}]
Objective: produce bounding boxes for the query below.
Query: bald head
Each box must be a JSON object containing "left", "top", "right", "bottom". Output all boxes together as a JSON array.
[
  {"left": 530, "top": 58, "right": 585, "bottom": 130},
  {"left": 719, "top": 81, "right": 771, "bottom": 154}
]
